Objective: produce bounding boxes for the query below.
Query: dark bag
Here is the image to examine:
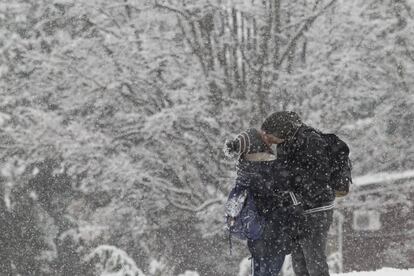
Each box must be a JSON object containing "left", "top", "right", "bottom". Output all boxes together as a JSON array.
[
  {"left": 225, "top": 190, "right": 265, "bottom": 241},
  {"left": 321, "top": 133, "right": 352, "bottom": 197}
]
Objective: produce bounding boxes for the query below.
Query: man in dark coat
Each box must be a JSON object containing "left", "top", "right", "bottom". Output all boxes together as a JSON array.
[{"left": 261, "top": 111, "right": 335, "bottom": 276}]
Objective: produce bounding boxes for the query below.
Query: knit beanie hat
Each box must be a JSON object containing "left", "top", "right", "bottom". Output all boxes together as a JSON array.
[
  {"left": 261, "top": 111, "right": 302, "bottom": 140},
  {"left": 224, "top": 128, "right": 271, "bottom": 158}
]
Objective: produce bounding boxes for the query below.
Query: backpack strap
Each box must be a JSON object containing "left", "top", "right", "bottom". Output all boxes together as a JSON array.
[
  {"left": 303, "top": 201, "right": 335, "bottom": 214},
  {"left": 288, "top": 192, "right": 300, "bottom": 206}
]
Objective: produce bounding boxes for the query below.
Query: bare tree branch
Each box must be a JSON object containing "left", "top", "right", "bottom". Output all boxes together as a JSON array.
[
  {"left": 276, "top": 0, "right": 337, "bottom": 68},
  {"left": 154, "top": 1, "right": 191, "bottom": 20},
  {"left": 193, "top": 198, "right": 223, "bottom": 212},
  {"left": 167, "top": 196, "right": 223, "bottom": 213}
]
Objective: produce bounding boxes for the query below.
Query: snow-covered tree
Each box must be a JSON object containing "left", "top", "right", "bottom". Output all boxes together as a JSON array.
[{"left": 1, "top": 0, "right": 413, "bottom": 275}]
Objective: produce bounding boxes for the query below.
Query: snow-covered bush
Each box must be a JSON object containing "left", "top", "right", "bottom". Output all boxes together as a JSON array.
[{"left": 84, "top": 245, "right": 145, "bottom": 276}]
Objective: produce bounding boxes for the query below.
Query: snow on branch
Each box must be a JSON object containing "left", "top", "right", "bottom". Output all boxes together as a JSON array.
[
  {"left": 154, "top": 1, "right": 191, "bottom": 20},
  {"left": 167, "top": 196, "right": 223, "bottom": 213},
  {"left": 193, "top": 197, "right": 223, "bottom": 212},
  {"left": 354, "top": 169, "right": 414, "bottom": 187},
  {"left": 138, "top": 176, "right": 194, "bottom": 197}
]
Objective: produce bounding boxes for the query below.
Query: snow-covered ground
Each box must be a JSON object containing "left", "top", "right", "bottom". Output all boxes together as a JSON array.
[
  {"left": 186, "top": 269, "right": 414, "bottom": 276},
  {"left": 333, "top": 268, "right": 414, "bottom": 276}
]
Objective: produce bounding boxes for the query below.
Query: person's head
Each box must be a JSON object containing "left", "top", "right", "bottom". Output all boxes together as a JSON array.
[
  {"left": 261, "top": 111, "right": 302, "bottom": 145},
  {"left": 224, "top": 128, "right": 274, "bottom": 160}
]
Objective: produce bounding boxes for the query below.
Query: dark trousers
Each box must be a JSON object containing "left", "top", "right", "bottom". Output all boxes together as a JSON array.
[
  {"left": 291, "top": 209, "right": 333, "bottom": 276},
  {"left": 248, "top": 239, "right": 285, "bottom": 276},
  {"left": 246, "top": 205, "right": 301, "bottom": 276},
  {"left": 251, "top": 254, "right": 285, "bottom": 276}
]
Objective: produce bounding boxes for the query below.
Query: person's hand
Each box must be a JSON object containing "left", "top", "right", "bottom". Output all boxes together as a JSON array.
[
  {"left": 223, "top": 139, "right": 238, "bottom": 158},
  {"left": 226, "top": 216, "right": 236, "bottom": 227}
]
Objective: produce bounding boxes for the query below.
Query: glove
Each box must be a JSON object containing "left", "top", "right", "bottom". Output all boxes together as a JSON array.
[{"left": 223, "top": 139, "right": 239, "bottom": 159}]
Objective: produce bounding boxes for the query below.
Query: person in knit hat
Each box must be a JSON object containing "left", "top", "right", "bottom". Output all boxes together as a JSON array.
[
  {"left": 224, "top": 128, "right": 302, "bottom": 276},
  {"left": 261, "top": 111, "right": 302, "bottom": 142},
  {"left": 260, "top": 111, "right": 334, "bottom": 276},
  {"left": 224, "top": 128, "right": 275, "bottom": 161}
]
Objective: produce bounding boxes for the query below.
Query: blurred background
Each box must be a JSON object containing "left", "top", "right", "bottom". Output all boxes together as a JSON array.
[{"left": 0, "top": 0, "right": 413, "bottom": 275}]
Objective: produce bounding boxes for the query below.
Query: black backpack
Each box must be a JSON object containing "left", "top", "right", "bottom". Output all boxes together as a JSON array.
[{"left": 321, "top": 133, "right": 352, "bottom": 197}]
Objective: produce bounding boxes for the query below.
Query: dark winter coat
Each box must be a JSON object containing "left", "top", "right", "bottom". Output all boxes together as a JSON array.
[
  {"left": 276, "top": 125, "right": 335, "bottom": 210},
  {"left": 235, "top": 157, "right": 294, "bottom": 218},
  {"left": 229, "top": 154, "right": 302, "bottom": 256}
]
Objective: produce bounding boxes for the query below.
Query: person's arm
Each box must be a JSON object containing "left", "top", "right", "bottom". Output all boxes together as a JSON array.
[
  {"left": 228, "top": 161, "right": 250, "bottom": 196},
  {"left": 225, "top": 161, "right": 251, "bottom": 218}
]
